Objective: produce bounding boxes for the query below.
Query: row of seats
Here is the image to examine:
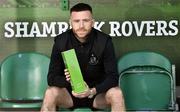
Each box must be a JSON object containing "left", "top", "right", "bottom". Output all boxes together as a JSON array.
[{"left": 0, "top": 51, "right": 178, "bottom": 111}]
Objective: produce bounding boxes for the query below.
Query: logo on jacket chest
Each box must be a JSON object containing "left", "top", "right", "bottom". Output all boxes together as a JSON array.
[{"left": 88, "top": 53, "right": 98, "bottom": 65}]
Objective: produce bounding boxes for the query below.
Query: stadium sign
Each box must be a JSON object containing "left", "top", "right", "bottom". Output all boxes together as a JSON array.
[{"left": 4, "top": 20, "right": 178, "bottom": 38}]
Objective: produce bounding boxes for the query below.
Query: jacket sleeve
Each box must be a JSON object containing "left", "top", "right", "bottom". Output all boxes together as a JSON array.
[
  {"left": 47, "top": 37, "right": 69, "bottom": 88},
  {"left": 95, "top": 38, "right": 119, "bottom": 94}
]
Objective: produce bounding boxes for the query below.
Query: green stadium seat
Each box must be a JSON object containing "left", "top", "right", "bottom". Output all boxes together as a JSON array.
[
  {"left": 118, "top": 51, "right": 176, "bottom": 111},
  {"left": 0, "top": 52, "right": 50, "bottom": 110}
]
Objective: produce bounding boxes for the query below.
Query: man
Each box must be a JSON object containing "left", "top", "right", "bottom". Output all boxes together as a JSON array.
[{"left": 41, "top": 3, "right": 125, "bottom": 111}]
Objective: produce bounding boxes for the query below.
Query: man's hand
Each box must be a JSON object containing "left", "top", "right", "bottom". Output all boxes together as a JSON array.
[
  {"left": 64, "top": 69, "right": 96, "bottom": 98},
  {"left": 72, "top": 88, "right": 90, "bottom": 98}
]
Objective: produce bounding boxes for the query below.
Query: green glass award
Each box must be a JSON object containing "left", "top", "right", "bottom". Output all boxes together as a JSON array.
[{"left": 61, "top": 49, "right": 87, "bottom": 93}]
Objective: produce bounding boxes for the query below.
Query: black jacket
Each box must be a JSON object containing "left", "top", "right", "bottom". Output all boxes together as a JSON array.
[{"left": 47, "top": 28, "right": 119, "bottom": 94}]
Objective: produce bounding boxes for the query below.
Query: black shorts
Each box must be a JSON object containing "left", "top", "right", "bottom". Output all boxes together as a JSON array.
[{"left": 67, "top": 88, "right": 97, "bottom": 110}]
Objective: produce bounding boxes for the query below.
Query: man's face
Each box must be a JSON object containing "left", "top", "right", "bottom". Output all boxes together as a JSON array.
[{"left": 70, "top": 10, "right": 94, "bottom": 40}]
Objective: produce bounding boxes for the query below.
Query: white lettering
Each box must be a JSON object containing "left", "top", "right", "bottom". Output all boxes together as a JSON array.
[
  {"left": 145, "top": 21, "right": 156, "bottom": 36},
  {"left": 94, "top": 21, "right": 105, "bottom": 31},
  {"left": 57, "top": 22, "right": 69, "bottom": 35},
  {"left": 15, "top": 22, "right": 29, "bottom": 37},
  {"left": 42, "top": 22, "right": 56, "bottom": 37},
  {"left": 3, "top": 20, "right": 179, "bottom": 38},
  {"left": 4, "top": 22, "right": 14, "bottom": 38},
  {"left": 109, "top": 21, "right": 122, "bottom": 36},
  {"left": 169, "top": 20, "right": 178, "bottom": 36},
  {"left": 133, "top": 21, "right": 145, "bottom": 36},
  {"left": 29, "top": 22, "right": 41, "bottom": 37},
  {"left": 156, "top": 21, "right": 168, "bottom": 36},
  {"left": 121, "top": 21, "right": 133, "bottom": 37}
]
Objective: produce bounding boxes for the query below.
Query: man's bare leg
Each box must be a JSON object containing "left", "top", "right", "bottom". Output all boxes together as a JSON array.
[
  {"left": 41, "top": 86, "right": 73, "bottom": 111},
  {"left": 93, "top": 87, "right": 125, "bottom": 111}
]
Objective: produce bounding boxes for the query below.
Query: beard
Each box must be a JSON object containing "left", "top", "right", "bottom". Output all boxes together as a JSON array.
[
  {"left": 74, "top": 28, "right": 90, "bottom": 38},
  {"left": 76, "top": 28, "right": 87, "bottom": 32}
]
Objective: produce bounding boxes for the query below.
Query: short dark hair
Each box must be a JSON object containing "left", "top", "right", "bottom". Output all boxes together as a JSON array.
[{"left": 70, "top": 3, "right": 92, "bottom": 14}]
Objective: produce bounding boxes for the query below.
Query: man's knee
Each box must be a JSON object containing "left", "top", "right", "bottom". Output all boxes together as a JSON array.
[
  {"left": 92, "top": 87, "right": 124, "bottom": 109},
  {"left": 44, "top": 86, "right": 73, "bottom": 108},
  {"left": 105, "top": 87, "right": 124, "bottom": 103},
  {"left": 45, "top": 86, "right": 62, "bottom": 98}
]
